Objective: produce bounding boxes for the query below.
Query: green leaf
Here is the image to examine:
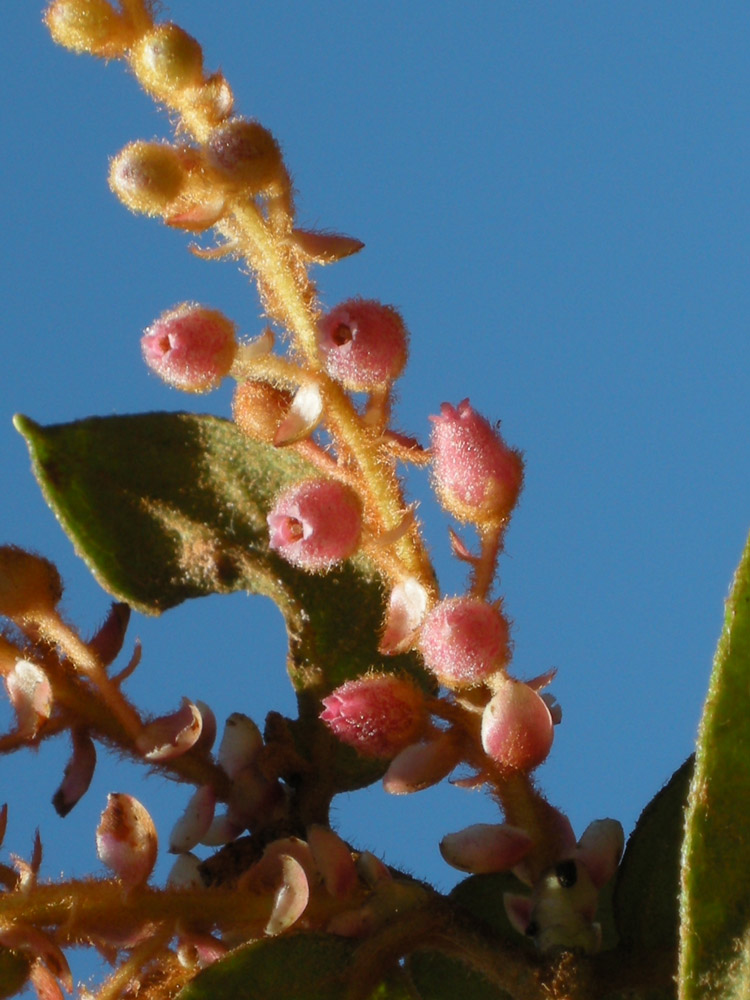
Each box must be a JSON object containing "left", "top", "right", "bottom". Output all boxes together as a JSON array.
[
  {"left": 15, "top": 412, "right": 433, "bottom": 795},
  {"left": 176, "top": 933, "right": 411, "bottom": 1000},
  {"left": 613, "top": 757, "right": 692, "bottom": 953},
  {"left": 407, "top": 872, "right": 529, "bottom": 1000},
  {"left": 679, "top": 531, "right": 750, "bottom": 998}
]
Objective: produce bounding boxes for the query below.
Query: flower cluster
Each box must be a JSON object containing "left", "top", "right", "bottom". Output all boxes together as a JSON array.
[{"left": 0, "top": 3, "right": 628, "bottom": 996}]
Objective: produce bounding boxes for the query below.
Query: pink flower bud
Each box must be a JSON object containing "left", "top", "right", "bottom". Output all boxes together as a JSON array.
[
  {"left": 52, "top": 729, "right": 96, "bottom": 817},
  {"left": 267, "top": 479, "right": 362, "bottom": 571},
  {"left": 96, "top": 793, "right": 157, "bottom": 886},
  {"left": 320, "top": 674, "right": 428, "bottom": 758},
  {"left": 419, "top": 596, "right": 510, "bottom": 687},
  {"left": 481, "top": 678, "right": 554, "bottom": 772},
  {"left": 429, "top": 400, "right": 524, "bottom": 523},
  {"left": 440, "top": 823, "right": 532, "bottom": 874},
  {"left": 317, "top": 299, "right": 408, "bottom": 391},
  {"left": 141, "top": 303, "right": 237, "bottom": 393}
]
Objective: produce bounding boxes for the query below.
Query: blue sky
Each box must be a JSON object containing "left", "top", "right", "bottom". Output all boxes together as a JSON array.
[{"left": 4, "top": 2, "right": 750, "bottom": 991}]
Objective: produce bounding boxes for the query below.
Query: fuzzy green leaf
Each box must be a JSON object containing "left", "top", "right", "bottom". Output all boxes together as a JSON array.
[
  {"left": 613, "top": 757, "right": 692, "bottom": 954},
  {"left": 678, "top": 531, "right": 750, "bottom": 998},
  {"left": 176, "top": 933, "right": 412, "bottom": 1000},
  {"left": 15, "top": 412, "right": 432, "bottom": 794}
]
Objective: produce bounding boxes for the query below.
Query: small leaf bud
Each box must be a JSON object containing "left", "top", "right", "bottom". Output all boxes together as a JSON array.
[
  {"left": 0, "top": 546, "right": 62, "bottom": 621},
  {"left": 317, "top": 299, "right": 408, "bottom": 391},
  {"left": 45, "top": 0, "right": 133, "bottom": 58},
  {"left": 109, "top": 141, "right": 188, "bottom": 216},
  {"left": 141, "top": 303, "right": 237, "bottom": 393},
  {"left": 96, "top": 793, "right": 157, "bottom": 886},
  {"left": 430, "top": 400, "right": 524, "bottom": 523},
  {"left": 206, "top": 119, "right": 283, "bottom": 193},
  {"left": 232, "top": 380, "right": 293, "bottom": 444},
  {"left": 267, "top": 479, "right": 362, "bottom": 571},
  {"left": 419, "top": 596, "right": 510, "bottom": 687},
  {"left": 481, "top": 678, "right": 554, "bottom": 772},
  {"left": 320, "top": 674, "right": 428, "bottom": 758},
  {"left": 130, "top": 23, "right": 204, "bottom": 99}
]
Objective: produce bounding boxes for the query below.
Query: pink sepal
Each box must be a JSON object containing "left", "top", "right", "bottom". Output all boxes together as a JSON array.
[
  {"left": 87, "top": 603, "right": 130, "bottom": 666},
  {"left": 217, "top": 712, "right": 262, "bottom": 778},
  {"left": 307, "top": 825, "right": 358, "bottom": 898},
  {"left": 264, "top": 855, "right": 310, "bottom": 936},
  {"left": 382, "top": 733, "right": 460, "bottom": 795},
  {"left": 138, "top": 698, "right": 203, "bottom": 761},
  {"left": 379, "top": 578, "right": 428, "bottom": 655},
  {"left": 274, "top": 383, "right": 324, "bottom": 446},
  {"left": 439, "top": 823, "right": 532, "bottom": 874},
  {"left": 53, "top": 729, "right": 97, "bottom": 817},
  {"left": 6, "top": 660, "right": 52, "bottom": 737},
  {"left": 292, "top": 228, "right": 364, "bottom": 264},
  {"left": 575, "top": 819, "right": 624, "bottom": 888},
  {"left": 169, "top": 785, "right": 217, "bottom": 853}
]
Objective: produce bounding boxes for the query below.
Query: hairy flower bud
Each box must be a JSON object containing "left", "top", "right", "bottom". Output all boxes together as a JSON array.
[
  {"left": 430, "top": 399, "right": 524, "bottom": 523},
  {"left": 0, "top": 546, "right": 62, "bottom": 621},
  {"left": 481, "top": 678, "right": 554, "bottom": 772},
  {"left": 109, "top": 141, "right": 188, "bottom": 216},
  {"left": 206, "top": 119, "right": 283, "bottom": 193},
  {"left": 45, "top": 0, "right": 133, "bottom": 58},
  {"left": 317, "top": 299, "right": 408, "bottom": 391},
  {"left": 232, "top": 380, "right": 292, "bottom": 443},
  {"left": 320, "top": 674, "right": 428, "bottom": 758},
  {"left": 130, "top": 23, "right": 204, "bottom": 99},
  {"left": 419, "top": 596, "right": 510, "bottom": 687},
  {"left": 141, "top": 303, "right": 237, "bottom": 393},
  {"left": 267, "top": 479, "right": 362, "bottom": 571}
]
